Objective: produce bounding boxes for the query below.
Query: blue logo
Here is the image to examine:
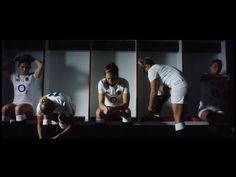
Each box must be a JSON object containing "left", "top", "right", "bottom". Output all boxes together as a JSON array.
[{"left": 18, "top": 84, "right": 26, "bottom": 92}]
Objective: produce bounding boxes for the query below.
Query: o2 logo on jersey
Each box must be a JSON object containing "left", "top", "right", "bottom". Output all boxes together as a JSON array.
[
  {"left": 18, "top": 84, "right": 26, "bottom": 92},
  {"left": 109, "top": 97, "right": 118, "bottom": 103}
]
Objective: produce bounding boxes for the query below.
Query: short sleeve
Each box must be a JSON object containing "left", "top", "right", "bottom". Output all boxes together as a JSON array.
[
  {"left": 98, "top": 80, "right": 105, "bottom": 94},
  {"left": 148, "top": 67, "right": 159, "bottom": 82},
  {"left": 10, "top": 73, "right": 15, "bottom": 82},
  {"left": 123, "top": 80, "right": 129, "bottom": 94}
]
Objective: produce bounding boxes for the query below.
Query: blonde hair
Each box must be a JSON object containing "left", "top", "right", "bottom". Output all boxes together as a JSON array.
[
  {"left": 40, "top": 96, "right": 55, "bottom": 115},
  {"left": 138, "top": 57, "right": 154, "bottom": 66}
]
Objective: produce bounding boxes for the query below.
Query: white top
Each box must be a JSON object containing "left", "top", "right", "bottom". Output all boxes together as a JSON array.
[
  {"left": 148, "top": 64, "right": 188, "bottom": 89},
  {"left": 11, "top": 73, "right": 37, "bottom": 106},
  {"left": 36, "top": 92, "right": 75, "bottom": 117},
  {"left": 98, "top": 77, "right": 129, "bottom": 107}
]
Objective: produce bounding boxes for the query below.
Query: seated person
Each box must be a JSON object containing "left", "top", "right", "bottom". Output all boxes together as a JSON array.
[
  {"left": 198, "top": 59, "right": 230, "bottom": 127},
  {"left": 2, "top": 54, "right": 43, "bottom": 124},
  {"left": 96, "top": 62, "right": 131, "bottom": 123}
]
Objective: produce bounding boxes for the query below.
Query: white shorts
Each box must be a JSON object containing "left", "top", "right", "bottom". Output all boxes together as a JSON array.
[
  {"left": 170, "top": 86, "right": 188, "bottom": 104},
  {"left": 198, "top": 102, "right": 224, "bottom": 117}
]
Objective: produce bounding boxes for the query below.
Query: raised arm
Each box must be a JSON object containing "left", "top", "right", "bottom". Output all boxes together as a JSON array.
[
  {"left": 2, "top": 58, "right": 16, "bottom": 79},
  {"left": 33, "top": 58, "right": 44, "bottom": 78}
]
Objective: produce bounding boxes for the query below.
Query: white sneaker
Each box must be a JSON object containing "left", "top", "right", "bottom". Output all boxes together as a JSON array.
[
  {"left": 96, "top": 118, "right": 105, "bottom": 123},
  {"left": 121, "top": 117, "right": 131, "bottom": 123},
  {"left": 9, "top": 119, "right": 16, "bottom": 124}
]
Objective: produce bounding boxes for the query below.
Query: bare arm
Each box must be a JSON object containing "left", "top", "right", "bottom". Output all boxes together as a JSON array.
[
  {"left": 37, "top": 116, "right": 44, "bottom": 139},
  {"left": 52, "top": 114, "right": 73, "bottom": 139},
  {"left": 52, "top": 124, "right": 72, "bottom": 139},
  {"left": 148, "top": 79, "right": 158, "bottom": 112},
  {"left": 33, "top": 59, "right": 44, "bottom": 78},
  {"left": 2, "top": 59, "right": 15, "bottom": 79},
  {"left": 98, "top": 93, "right": 108, "bottom": 113}
]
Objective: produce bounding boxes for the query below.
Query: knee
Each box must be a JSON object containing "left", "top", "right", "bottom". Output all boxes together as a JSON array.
[
  {"left": 199, "top": 111, "right": 208, "bottom": 120},
  {"left": 15, "top": 105, "right": 24, "bottom": 115},
  {"left": 2, "top": 105, "right": 8, "bottom": 113},
  {"left": 122, "top": 108, "right": 131, "bottom": 116},
  {"left": 2, "top": 104, "right": 12, "bottom": 114}
]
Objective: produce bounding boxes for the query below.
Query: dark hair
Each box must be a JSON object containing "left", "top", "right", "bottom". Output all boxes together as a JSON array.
[
  {"left": 138, "top": 57, "right": 155, "bottom": 66},
  {"left": 104, "top": 62, "right": 119, "bottom": 76},
  {"left": 211, "top": 59, "right": 222, "bottom": 74},
  {"left": 16, "top": 54, "right": 34, "bottom": 69}
]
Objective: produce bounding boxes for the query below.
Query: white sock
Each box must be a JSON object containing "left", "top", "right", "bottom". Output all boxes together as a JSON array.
[
  {"left": 175, "top": 122, "right": 185, "bottom": 131},
  {"left": 96, "top": 118, "right": 105, "bottom": 123},
  {"left": 9, "top": 119, "right": 16, "bottom": 124},
  {"left": 2, "top": 115, "right": 10, "bottom": 122},
  {"left": 121, "top": 116, "right": 131, "bottom": 123},
  {"left": 16, "top": 114, "right": 27, "bottom": 122},
  {"left": 59, "top": 122, "right": 67, "bottom": 129}
]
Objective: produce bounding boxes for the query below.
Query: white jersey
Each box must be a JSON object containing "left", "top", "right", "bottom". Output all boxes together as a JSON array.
[
  {"left": 148, "top": 64, "right": 188, "bottom": 89},
  {"left": 11, "top": 73, "right": 37, "bottom": 106},
  {"left": 199, "top": 76, "right": 227, "bottom": 109},
  {"left": 98, "top": 78, "right": 129, "bottom": 107},
  {"left": 36, "top": 92, "right": 75, "bottom": 117}
]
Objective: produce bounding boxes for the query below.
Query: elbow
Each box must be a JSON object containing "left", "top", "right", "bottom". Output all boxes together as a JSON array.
[
  {"left": 40, "top": 65, "right": 44, "bottom": 72},
  {"left": 123, "top": 102, "right": 129, "bottom": 109},
  {"left": 150, "top": 91, "right": 157, "bottom": 97}
]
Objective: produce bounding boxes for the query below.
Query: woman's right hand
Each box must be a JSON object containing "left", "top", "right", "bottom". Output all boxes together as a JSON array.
[{"left": 103, "top": 106, "right": 108, "bottom": 114}]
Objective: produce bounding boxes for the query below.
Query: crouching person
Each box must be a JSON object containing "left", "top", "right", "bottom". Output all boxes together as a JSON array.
[{"left": 36, "top": 92, "right": 76, "bottom": 139}]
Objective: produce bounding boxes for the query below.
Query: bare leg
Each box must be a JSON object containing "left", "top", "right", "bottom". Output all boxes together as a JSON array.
[
  {"left": 2, "top": 104, "right": 16, "bottom": 122},
  {"left": 172, "top": 104, "right": 186, "bottom": 134},
  {"left": 96, "top": 107, "right": 106, "bottom": 123},
  {"left": 15, "top": 104, "right": 34, "bottom": 117},
  {"left": 155, "top": 94, "right": 170, "bottom": 116},
  {"left": 14, "top": 104, "right": 34, "bottom": 138},
  {"left": 120, "top": 108, "right": 132, "bottom": 123},
  {"left": 172, "top": 104, "right": 185, "bottom": 123}
]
